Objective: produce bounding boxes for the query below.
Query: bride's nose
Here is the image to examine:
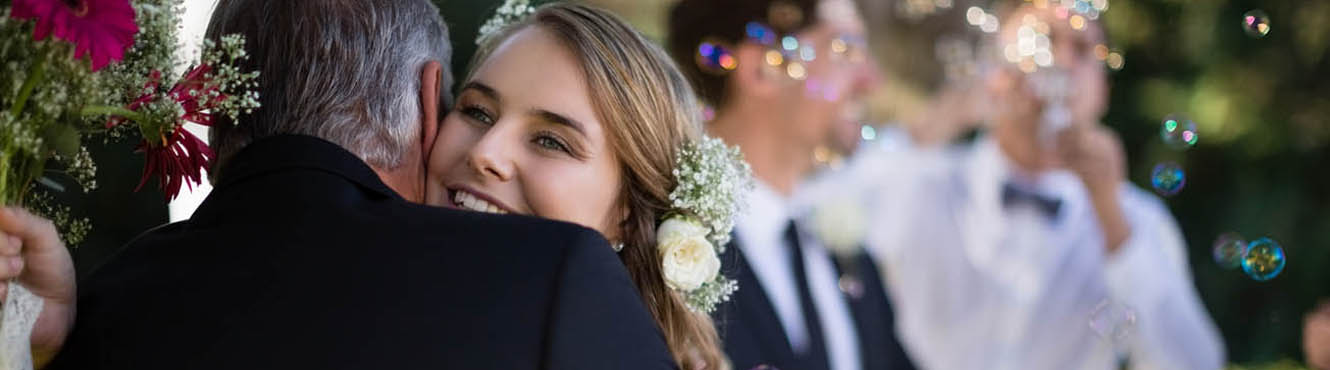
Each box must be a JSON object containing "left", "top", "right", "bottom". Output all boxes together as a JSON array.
[{"left": 466, "top": 131, "right": 516, "bottom": 182}]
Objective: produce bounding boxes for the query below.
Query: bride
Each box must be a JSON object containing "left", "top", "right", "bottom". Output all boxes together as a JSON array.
[
  {"left": 427, "top": 3, "right": 747, "bottom": 369},
  {"left": 0, "top": 3, "right": 746, "bottom": 370}
]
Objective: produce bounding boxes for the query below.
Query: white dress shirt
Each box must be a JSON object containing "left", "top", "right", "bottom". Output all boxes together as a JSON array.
[
  {"left": 800, "top": 130, "right": 1225, "bottom": 370},
  {"left": 736, "top": 181, "right": 863, "bottom": 370}
]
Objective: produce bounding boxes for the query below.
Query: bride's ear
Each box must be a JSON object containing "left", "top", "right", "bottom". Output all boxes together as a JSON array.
[{"left": 419, "top": 60, "right": 444, "bottom": 161}]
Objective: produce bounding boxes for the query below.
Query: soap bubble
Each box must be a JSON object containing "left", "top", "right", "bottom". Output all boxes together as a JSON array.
[
  {"left": 1089, "top": 300, "right": 1137, "bottom": 344},
  {"left": 1150, "top": 162, "right": 1186, "bottom": 196},
  {"left": 1242, "top": 237, "right": 1286, "bottom": 281},
  {"left": 1160, "top": 114, "right": 1199, "bottom": 149},
  {"left": 1242, "top": 10, "right": 1271, "bottom": 38},
  {"left": 1211, "top": 232, "right": 1246, "bottom": 269},
  {"left": 695, "top": 39, "right": 737, "bottom": 74}
]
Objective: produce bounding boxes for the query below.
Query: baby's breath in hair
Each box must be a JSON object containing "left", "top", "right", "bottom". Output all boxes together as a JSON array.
[
  {"left": 476, "top": 0, "right": 536, "bottom": 46},
  {"left": 664, "top": 135, "right": 753, "bottom": 313},
  {"left": 668, "top": 135, "right": 752, "bottom": 248},
  {"left": 200, "top": 34, "right": 261, "bottom": 123}
]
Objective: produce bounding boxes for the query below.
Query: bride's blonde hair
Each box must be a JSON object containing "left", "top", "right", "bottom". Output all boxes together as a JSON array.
[{"left": 469, "top": 3, "right": 728, "bottom": 369}]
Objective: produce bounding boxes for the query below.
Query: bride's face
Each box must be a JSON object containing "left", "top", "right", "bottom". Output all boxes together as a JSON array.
[{"left": 425, "top": 27, "right": 625, "bottom": 241}]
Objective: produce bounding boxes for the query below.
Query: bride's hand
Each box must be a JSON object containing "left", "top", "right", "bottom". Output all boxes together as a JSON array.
[{"left": 0, "top": 207, "right": 76, "bottom": 368}]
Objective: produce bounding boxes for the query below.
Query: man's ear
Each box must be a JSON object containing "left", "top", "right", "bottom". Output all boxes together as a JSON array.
[
  {"left": 731, "top": 43, "right": 780, "bottom": 99},
  {"left": 419, "top": 60, "right": 443, "bottom": 162}
]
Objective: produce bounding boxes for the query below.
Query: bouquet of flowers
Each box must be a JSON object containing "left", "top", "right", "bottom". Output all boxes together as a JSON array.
[{"left": 0, "top": 0, "right": 259, "bottom": 246}]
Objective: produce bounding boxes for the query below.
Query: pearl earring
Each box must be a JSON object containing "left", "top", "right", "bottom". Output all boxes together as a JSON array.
[{"left": 612, "top": 243, "right": 624, "bottom": 252}]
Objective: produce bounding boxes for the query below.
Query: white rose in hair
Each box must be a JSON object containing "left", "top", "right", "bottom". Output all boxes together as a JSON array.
[{"left": 657, "top": 217, "right": 721, "bottom": 292}]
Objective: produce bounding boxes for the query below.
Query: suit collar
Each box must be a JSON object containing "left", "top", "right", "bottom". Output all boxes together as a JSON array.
[
  {"left": 214, "top": 134, "right": 402, "bottom": 201},
  {"left": 723, "top": 237, "right": 800, "bottom": 367}
]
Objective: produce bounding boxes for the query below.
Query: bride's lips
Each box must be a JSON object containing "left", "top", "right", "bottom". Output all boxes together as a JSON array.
[{"left": 445, "top": 184, "right": 519, "bottom": 215}]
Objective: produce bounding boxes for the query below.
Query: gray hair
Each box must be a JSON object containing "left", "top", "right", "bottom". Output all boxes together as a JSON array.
[{"left": 204, "top": 0, "right": 453, "bottom": 176}]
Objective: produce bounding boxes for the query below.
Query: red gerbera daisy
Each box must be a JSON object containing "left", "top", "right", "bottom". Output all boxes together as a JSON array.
[
  {"left": 11, "top": 0, "right": 138, "bottom": 71},
  {"left": 136, "top": 124, "right": 214, "bottom": 200},
  {"left": 110, "top": 65, "right": 228, "bottom": 200}
]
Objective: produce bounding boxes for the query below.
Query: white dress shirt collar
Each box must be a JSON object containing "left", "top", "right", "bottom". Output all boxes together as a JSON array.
[{"left": 736, "top": 180, "right": 863, "bottom": 370}]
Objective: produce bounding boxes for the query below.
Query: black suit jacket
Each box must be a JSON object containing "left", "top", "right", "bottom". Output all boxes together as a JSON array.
[
  {"left": 714, "top": 239, "right": 916, "bottom": 370},
  {"left": 48, "top": 135, "right": 677, "bottom": 370}
]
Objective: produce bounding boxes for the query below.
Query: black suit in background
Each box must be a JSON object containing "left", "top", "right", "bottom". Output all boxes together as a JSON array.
[
  {"left": 48, "top": 135, "right": 677, "bottom": 370},
  {"left": 714, "top": 238, "right": 916, "bottom": 370}
]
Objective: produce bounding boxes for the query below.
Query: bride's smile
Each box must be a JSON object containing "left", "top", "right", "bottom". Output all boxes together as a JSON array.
[
  {"left": 446, "top": 186, "right": 513, "bottom": 214},
  {"left": 426, "top": 26, "right": 625, "bottom": 241}
]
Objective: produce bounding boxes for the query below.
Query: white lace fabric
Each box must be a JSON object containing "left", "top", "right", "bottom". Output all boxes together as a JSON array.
[{"left": 0, "top": 282, "right": 41, "bottom": 370}]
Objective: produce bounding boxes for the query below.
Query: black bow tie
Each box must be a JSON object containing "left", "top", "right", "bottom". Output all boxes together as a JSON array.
[{"left": 1001, "top": 183, "right": 1062, "bottom": 218}]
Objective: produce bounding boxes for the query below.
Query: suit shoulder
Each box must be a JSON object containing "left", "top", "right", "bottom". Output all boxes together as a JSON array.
[{"left": 388, "top": 202, "right": 611, "bottom": 250}]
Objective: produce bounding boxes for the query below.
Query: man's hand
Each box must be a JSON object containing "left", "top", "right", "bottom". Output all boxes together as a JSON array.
[
  {"left": 1305, "top": 300, "right": 1330, "bottom": 369},
  {"left": 905, "top": 82, "right": 984, "bottom": 147},
  {"left": 0, "top": 207, "right": 76, "bottom": 368},
  {"left": 1057, "top": 124, "right": 1131, "bottom": 252}
]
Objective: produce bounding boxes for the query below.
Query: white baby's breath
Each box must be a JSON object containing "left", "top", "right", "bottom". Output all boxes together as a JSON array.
[
  {"left": 660, "top": 135, "right": 753, "bottom": 313},
  {"left": 668, "top": 136, "right": 753, "bottom": 248},
  {"left": 476, "top": 0, "right": 536, "bottom": 46}
]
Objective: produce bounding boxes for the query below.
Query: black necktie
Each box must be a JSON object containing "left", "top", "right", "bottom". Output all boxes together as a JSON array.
[
  {"left": 785, "top": 220, "right": 831, "bottom": 370},
  {"left": 1001, "top": 183, "right": 1062, "bottom": 219}
]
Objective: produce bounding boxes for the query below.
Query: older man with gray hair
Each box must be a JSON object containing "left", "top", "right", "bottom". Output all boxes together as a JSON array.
[{"left": 26, "top": 0, "right": 677, "bottom": 369}]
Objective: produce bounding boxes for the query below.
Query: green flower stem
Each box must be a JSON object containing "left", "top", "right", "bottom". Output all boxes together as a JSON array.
[
  {"left": 0, "top": 151, "right": 10, "bottom": 206},
  {"left": 9, "top": 52, "right": 48, "bottom": 118},
  {"left": 80, "top": 105, "right": 148, "bottom": 123}
]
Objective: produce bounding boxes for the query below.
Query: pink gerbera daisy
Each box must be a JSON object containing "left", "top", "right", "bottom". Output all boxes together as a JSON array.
[{"left": 11, "top": 0, "right": 138, "bottom": 71}]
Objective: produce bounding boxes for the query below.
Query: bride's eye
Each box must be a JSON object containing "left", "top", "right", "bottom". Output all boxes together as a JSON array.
[
  {"left": 532, "top": 132, "right": 572, "bottom": 154},
  {"left": 460, "top": 104, "right": 495, "bottom": 126}
]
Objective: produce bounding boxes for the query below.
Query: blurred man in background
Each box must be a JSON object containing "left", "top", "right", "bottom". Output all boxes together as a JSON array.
[
  {"left": 816, "top": 2, "right": 1227, "bottom": 369},
  {"left": 668, "top": 0, "right": 917, "bottom": 369}
]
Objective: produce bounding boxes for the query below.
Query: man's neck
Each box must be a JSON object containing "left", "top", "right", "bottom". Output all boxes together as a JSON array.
[
  {"left": 372, "top": 144, "right": 426, "bottom": 202},
  {"left": 995, "top": 122, "right": 1046, "bottom": 175},
  {"left": 708, "top": 104, "right": 812, "bottom": 197}
]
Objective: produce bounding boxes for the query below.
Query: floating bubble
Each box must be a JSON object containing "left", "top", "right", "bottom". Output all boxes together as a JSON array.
[
  {"left": 1089, "top": 300, "right": 1137, "bottom": 344},
  {"left": 1093, "top": 44, "right": 1109, "bottom": 61},
  {"left": 695, "top": 39, "right": 737, "bottom": 74},
  {"left": 966, "top": 6, "right": 986, "bottom": 26},
  {"left": 745, "top": 22, "right": 776, "bottom": 45},
  {"left": 799, "top": 43, "right": 816, "bottom": 62},
  {"left": 831, "top": 38, "right": 848, "bottom": 55},
  {"left": 764, "top": 50, "right": 784, "bottom": 67},
  {"left": 1105, "top": 51, "right": 1124, "bottom": 70},
  {"left": 981, "top": 14, "right": 1000, "bottom": 33},
  {"left": 1160, "top": 114, "right": 1199, "bottom": 149},
  {"left": 1150, "top": 162, "right": 1185, "bottom": 196},
  {"left": 768, "top": 1, "right": 804, "bottom": 30},
  {"left": 786, "top": 62, "right": 807, "bottom": 80},
  {"left": 1212, "top": 232, "right": 1247, "bottom": 270},
  {"left": 1242, "top": 238, "right": 1285, "bottom": 281},
  {"left": 1242, "top": 10, "right": 1271, "bottom": 38},
  {"left": 1069, "top": 15, "right": 1086, "bottom": 30},
  {"left": 861, "top": 125, "right": 877, "bottom": 141},
  {"left": 781, "top": 36, "right": 799, "bottom": 51}
]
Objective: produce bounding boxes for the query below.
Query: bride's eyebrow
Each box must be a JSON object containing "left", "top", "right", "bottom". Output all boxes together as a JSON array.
[
  {"left": 530, "top": 109, "right": 587, "bottom": 138},
  {"left": 460, "top": 81, "right": 501, "bottom": 102}
]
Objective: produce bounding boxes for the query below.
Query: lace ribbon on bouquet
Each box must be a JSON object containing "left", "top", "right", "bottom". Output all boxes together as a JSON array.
[{"left": 0, "top": 281, "right": 41, "bottom": 370}]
